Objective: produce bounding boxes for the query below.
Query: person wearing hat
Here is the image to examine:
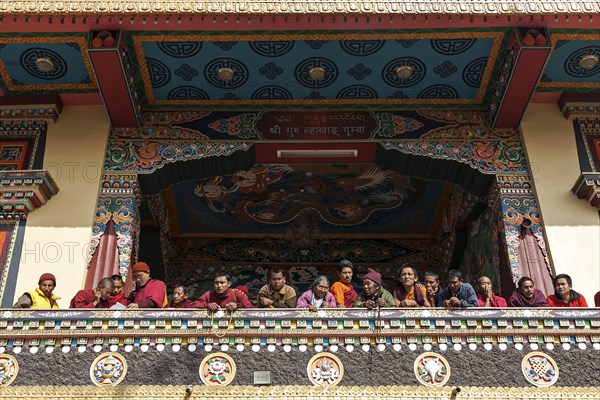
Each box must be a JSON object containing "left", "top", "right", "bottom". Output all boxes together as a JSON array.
[
  {"left": 13, "top": 273, "right": 60, "bottom": 309},
  {"left": 354, "top": 268, "right": 395, "bottom": 309},
  {"left": 69, "top": 278, "right": 115, "bottom": 308},
  {"left": 126, "top": 262, "right": 168, "bottom": 308}
]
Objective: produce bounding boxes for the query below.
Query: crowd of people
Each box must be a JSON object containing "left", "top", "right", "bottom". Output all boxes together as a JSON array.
[{"left": 13, "top": 260, "right": 600, "bottom": 310}]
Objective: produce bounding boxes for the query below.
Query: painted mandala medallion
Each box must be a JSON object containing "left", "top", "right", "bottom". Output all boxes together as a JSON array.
[
  {"left": 90, "top": 352, "right": 128, "bottom": 386},
  {"left": 199, "top": 352, "right": 237, "bottom": 386},
  {"left": 307, "top": 352, "right": 344, "bottom": 386},
  {"left": 0, "top": 354, "right": 19, "bottom": 387},
  {"left": 414, "top": 352, "right": 451, "bottom": 386},
  {"left": 521, "top": 351, "right": 559, "bottom": 387}
]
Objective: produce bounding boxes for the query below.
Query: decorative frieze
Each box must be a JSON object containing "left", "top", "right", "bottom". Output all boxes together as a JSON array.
[
  {"left": 0, "top": 95, "right": 63, "bottom": 123},
  {"left": 103, "top": 140, "right": 252, "bottom": 173},
  {"left": 1, "top": 309, "right": 598, "bottom": 352},
  {"left": 0, "top": 384, "right": 598, "bottom": 400},
  {"left": 0, "top": 1, "right": 597, "bottom": 15}
]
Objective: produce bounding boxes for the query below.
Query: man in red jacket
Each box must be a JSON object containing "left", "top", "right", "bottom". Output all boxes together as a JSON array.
[
  {"left": 547, "top": 274, "right": 588, "bottom": 307},
  {"left": 197, "top": 272, "right": 253, "bottom": 311},
  {"left": 70, "top": 278, "right": 115, "bottom": 308}
]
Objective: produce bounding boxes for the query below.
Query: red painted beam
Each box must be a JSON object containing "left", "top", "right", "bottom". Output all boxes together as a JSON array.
[
  {"left": 492, "top": 28, "right": 552, "bottom": 129},
  {"left": 87, "top": 31, "right": 140, "bottom": 128},
  {"left": 255, "top": 142, "right": 378, "bottom": 163},
  {"left": 0, "top": 15, "right": 595, "bottom": 33}
]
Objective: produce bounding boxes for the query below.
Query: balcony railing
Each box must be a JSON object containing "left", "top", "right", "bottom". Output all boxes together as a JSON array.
[{"left": 0, "top": 307, "right": 599, "bottom": 399}]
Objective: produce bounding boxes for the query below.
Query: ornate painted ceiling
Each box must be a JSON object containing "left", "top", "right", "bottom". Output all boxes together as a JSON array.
[
  {"left": 0, "top": 28, "right": 598, "bottom": 115},
  {"left": 130, "top": 32, "right": 504, "bottom": 108}
]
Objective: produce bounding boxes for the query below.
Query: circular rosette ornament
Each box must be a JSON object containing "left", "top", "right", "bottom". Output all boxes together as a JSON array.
[
  {"left": 521, "top": 351, "right": 559, "bottom": 387},
  {"left": 414, "top": 352, "right": 451, "bottom": 386},
  {"left": 307, "top": 352, "right": 344, "bottom": 386},
  {"left": 90, "top": 352, "right": 128, "bottom": 386},
  {"left": 0, "top": 354, "right": 19, "bottom": 387},
  {"left": 199, "top": 352, "right": 236, "bottom": 386}
]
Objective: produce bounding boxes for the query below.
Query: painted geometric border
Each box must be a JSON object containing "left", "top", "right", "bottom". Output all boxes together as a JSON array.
[
  {"left": 130, "top": 31, "right": 504, "bottom": 107},
  {"left": 538, "top": 33, "right": 600, "bottom": 90},
  {"left": 0, "top": 35, "right": 98, "bottom": 92}
]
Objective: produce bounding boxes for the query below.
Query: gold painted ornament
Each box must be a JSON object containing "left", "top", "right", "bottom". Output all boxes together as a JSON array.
[
  {"left": 307, "top": 352, "right": 344, "bottom": 386},
  {"left": 199, "top": 352, "right": 237, "bottom": 386},
  {"left": 90, "top": 352, "right": 128, "bottom": 386},
  {"left": 0, "top": 354, "right": 19, "bottom": 387},
  {"left": 414, "top": 352, "right": 451, "bottom": 386},
  {"left": 521, "top": 351, "right": 559, "bottom": 387}
]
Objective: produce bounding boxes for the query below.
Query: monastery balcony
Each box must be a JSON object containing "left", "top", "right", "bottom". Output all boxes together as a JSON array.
[
  {"left": 0, "top": 307, "right": 599, "bottom": 399},
  {"left": 2, "top": 307, "right": 599, "bottom": 350}
]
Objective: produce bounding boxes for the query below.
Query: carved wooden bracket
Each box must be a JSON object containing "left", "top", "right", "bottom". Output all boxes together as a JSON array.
[
  {"left": 572, "top": 173, "right": 600, "bottom": 209},
  {"left": 0, "top": 170, "right": 59, "bottom": 220}
]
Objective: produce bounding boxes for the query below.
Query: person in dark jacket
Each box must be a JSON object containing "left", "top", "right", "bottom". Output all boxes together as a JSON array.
[{"left": 436, "top": 269, "right": 478, "bottom": 308}]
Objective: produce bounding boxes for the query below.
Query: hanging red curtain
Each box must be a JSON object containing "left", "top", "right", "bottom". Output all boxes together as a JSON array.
[
  {"left": 85, "top": 219, "right": 119, "bottom": 289},
  {"left": 517, "top": 223, "right": 554, "bottom": 297}
]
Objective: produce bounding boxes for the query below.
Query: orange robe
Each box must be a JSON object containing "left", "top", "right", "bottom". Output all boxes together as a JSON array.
[{"left": 331, "top": 281, "right": 357, "bottom": 308}]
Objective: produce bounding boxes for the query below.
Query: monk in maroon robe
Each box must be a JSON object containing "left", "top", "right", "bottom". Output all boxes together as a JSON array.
[
  {"left": 107, "top": 274, "right": 127, "bottom": 307},
  {"left": 197, "top": 272, "right": 253, "bottom": 311},
  {"left": 476, "top": 276, "right": 507, "bottom": 307},
  {"left": 70, "top": 278, "right": 114, "bottom": 308},
  {"left": 509, "top": 277, "right": 549, "bottom": 307},
  {"left": 126, "top": 262, "right": 168, "bottom": 308},
  {"left": 166, "top": 285, "right": 200, "bottom": 308}
]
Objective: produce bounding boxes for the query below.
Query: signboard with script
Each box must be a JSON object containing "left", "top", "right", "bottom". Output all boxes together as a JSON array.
[{"left": 256, "top": 112, "right": 376, "bottom": 140}]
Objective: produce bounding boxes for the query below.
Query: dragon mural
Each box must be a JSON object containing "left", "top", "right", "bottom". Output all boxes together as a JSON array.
[{"left": 170, "top": 163, "right": 443, "bottom": 235}]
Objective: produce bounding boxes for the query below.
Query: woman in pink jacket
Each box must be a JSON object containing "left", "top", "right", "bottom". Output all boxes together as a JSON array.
[{"left": 297, "top": 275, "right": 337, "bottom": 311}]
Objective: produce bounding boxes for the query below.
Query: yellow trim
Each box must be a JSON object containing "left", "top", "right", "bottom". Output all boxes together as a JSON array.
[{"left": 0, "top": 385, "right": 599, "bottom": 399}]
